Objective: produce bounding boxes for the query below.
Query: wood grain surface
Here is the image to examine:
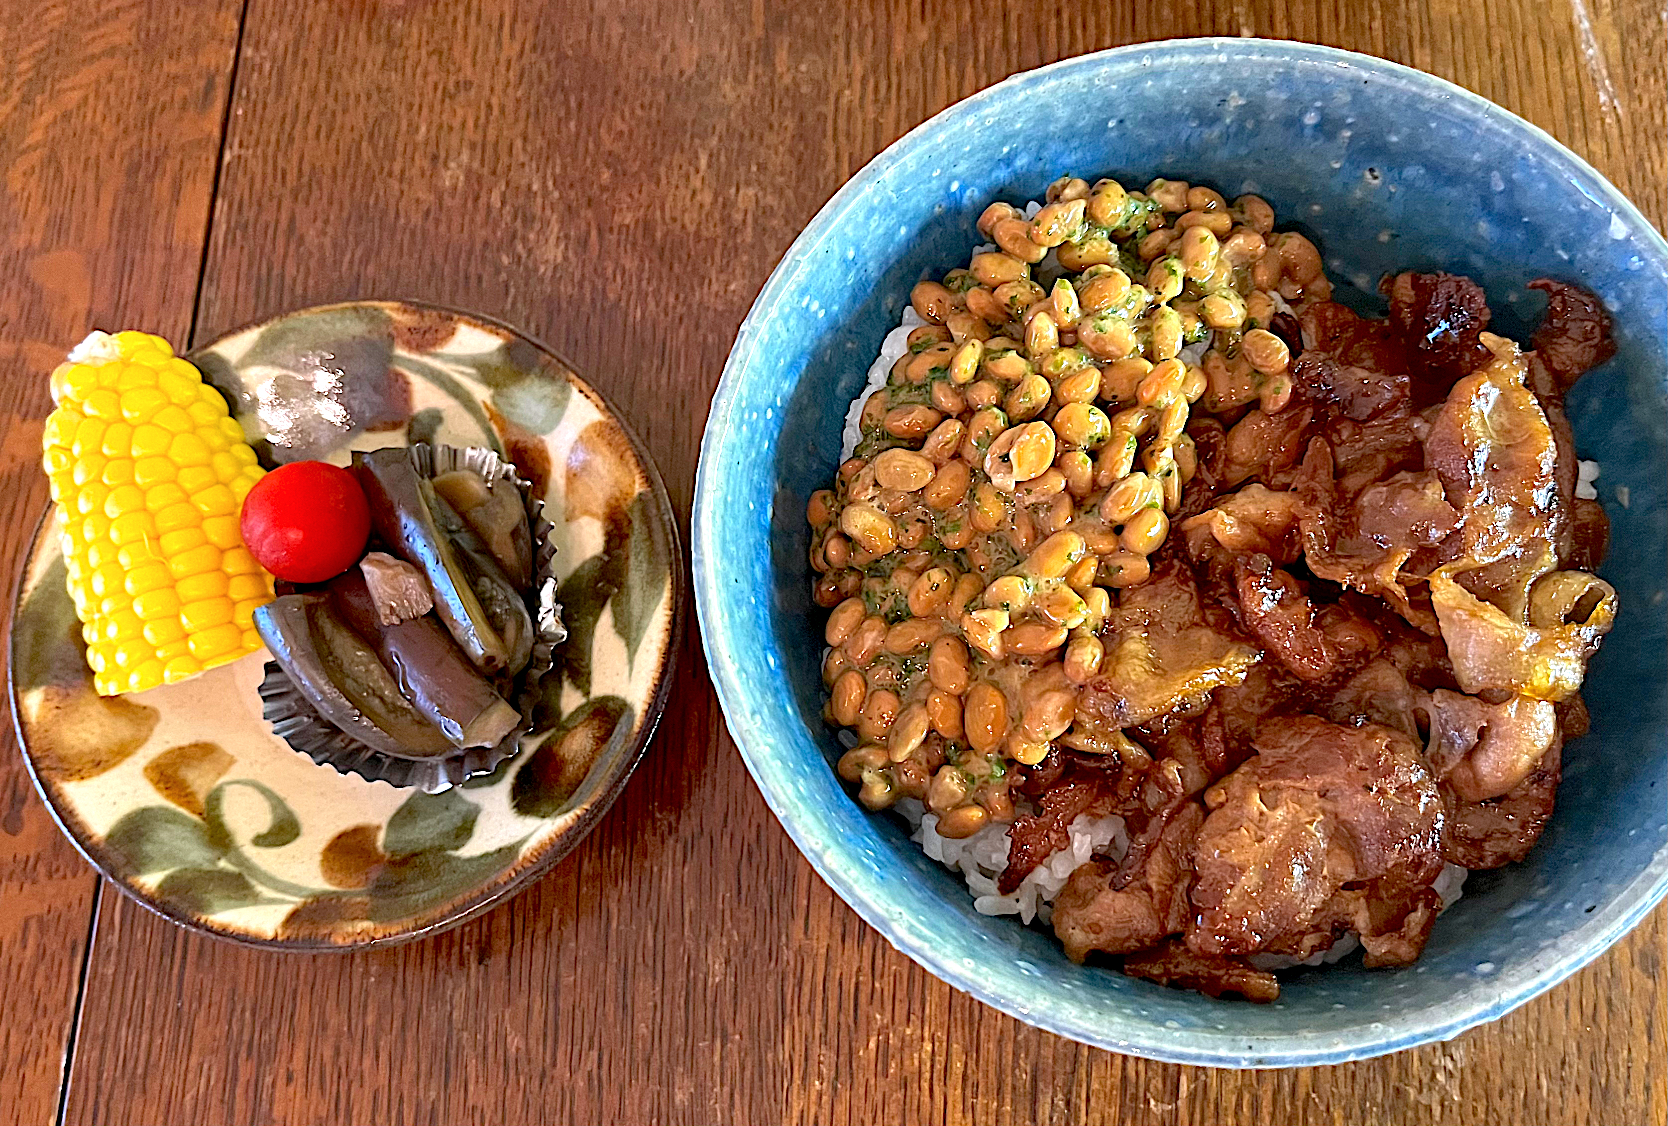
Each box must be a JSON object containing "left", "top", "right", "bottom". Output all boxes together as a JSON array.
[
  {"left": 0, "top": 1, "right": 243, "bottom": 1122},
  {"left": 0, "top": 1, "right": 1661, "bottom": 1124}
]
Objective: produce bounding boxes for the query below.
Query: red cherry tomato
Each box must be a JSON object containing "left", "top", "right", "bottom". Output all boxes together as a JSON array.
[{"left": 239, "top": 460, "right": 371, "bottom": 583}]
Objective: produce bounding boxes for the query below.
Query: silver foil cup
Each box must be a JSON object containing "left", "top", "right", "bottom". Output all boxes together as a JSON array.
[{"left": 258, "top": 443, "right": 567, "bottom": 792}]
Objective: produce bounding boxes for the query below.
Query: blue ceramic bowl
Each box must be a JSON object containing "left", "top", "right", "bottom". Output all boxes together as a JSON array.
[{"left": 694, "top": 40, "right": 1668, "bottom": 1066}]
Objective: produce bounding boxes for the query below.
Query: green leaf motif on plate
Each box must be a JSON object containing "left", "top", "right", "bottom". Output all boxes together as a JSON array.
[
  {"left": 205, "top": 778, "right": 301, "bottom": 851},
  {"left": 466, "top": 340, "right": 574, "bottom": 437},
  {"left": 382, "top": 788, "right": 480, "bottom": 858},
  {"left": 611, "top": 491, "right": 669, "bottom": 665},
  {"left": 553, "top": 552, "right": 620, "bottom": 698},
  {"left": 394, "top": 354, "right": 503, "bottom": 454},
  {"left": 13, "top": 554, "right": 83, "bottom": 695},
  {"left": 238, "top": 305, "right": 395, "bottom": 373},
  {"left": 102, "top": 806, "right": 224, "bottom": 875},
  {"left": 364, "top": 841, "right": 524, "bottom": 923},
  {"left": 405, "top": 406, "right": 445, "bottom": 447},
  {"left": 487, "top": 374, "right": 571, "bottom": 436},
  {"left": 154, "top": 868, "right": 270, "bottom": 915}
]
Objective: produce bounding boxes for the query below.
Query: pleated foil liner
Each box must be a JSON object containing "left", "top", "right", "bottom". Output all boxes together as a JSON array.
[{"left": 258, "top": 443, "right": 567, "bottom": 793}]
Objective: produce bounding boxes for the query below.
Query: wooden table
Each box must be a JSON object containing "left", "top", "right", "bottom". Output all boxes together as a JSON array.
[{"left": 1, "top": 2, "right": 1662, "bottom": 1123}]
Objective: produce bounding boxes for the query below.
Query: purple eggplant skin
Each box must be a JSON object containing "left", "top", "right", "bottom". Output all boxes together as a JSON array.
[
  {"left": 253, "top": 594, "right": 455, "bottom": 757},
  {"left": 426, "top": 488, "right": 535, "bottom": 677},
  {"left": 353, "top": 448, "right": 512, "bottom": 673},
  {"left": 327, "top": 569, "right": 521, "bottom": 750}
]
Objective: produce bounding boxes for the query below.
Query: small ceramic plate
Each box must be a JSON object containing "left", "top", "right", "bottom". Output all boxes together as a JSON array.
[{"left": 10, "top": 301, "right": 683, "bottom": 948}]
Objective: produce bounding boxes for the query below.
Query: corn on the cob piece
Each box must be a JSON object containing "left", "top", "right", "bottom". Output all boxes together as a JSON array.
[{"left": 41, "top": 330, "right": 275, "bottom": 695}]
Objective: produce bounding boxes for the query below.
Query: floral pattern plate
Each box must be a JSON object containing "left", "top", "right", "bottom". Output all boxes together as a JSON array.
[{"left": 9, "top": 301, "right": 682, "bottom": 947}]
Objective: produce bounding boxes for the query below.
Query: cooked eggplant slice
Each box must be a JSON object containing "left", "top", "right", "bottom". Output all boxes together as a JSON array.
[
  {"left": 328, "top": 570, "right": 522, "bottom": 750},
  {"left": 352, "top": 448, "right": 514, "bottom": 673},
  {"left": 427, "top": 489, "right": 535, "bottom": 676},
  {"left": 431, "top": 468, "right": 534, "bottom": 588},
  {"left": 254, "top": 594, "right": 454, "bottom": 757}
]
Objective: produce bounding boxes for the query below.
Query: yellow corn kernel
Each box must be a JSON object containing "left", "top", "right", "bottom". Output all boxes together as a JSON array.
[
  {"left": 115, "top": 330, "right": 166, "bottom": 355},
  {"left": 89, "top": 563, "right": 126, "bottom": 599},
  {"left": 134, "top": 456, "right": 176, "bottom": 488},
  {"left": 126, "top": 563, "right": 172, "bottom": 597},
  {"left": 70, "top": 416, "right": 105, "bottom": 458},
  {"left": 71, "top": 454, "right": 105, "bottom": 482},
  {"left": 103, "top": 609, "right": 144, "bottom": 642},
  {"left": 112, "top": 638, "right": 154, "bottom": 669},
  {"left": 143, "top": 616, "right": 187, "bottom": 647},
  {"left": 119, "top": 388, "right": 166, "bottom": 424},
  {"left": 162, "top": 655, "right": 202, "bottom": 684},
  {"left": 227, "top": 573, "right": 270, "bottom": 601},
  {"left": 142, "top": 481, "right": 187, "bottom": 512},
  {"left": 181, "top": 599, "right": 234, "bottom": 632},
  {"left": 43, "top": 409, "right": 83, "bottom": 450},
  {"left": 202, "top": 515, "right": 242, "bottom": 549},
  {"left": 116, "top": 544, "right": 159, "bottom": 573},
  {"left": 130, "top": 424, "right": 170, "bottom": 459},
  {"left": 221, "top": 546, "right": 259, "bottom": 576},
  {"left": 210, "top": 452, "right": 241, "bottom": 482},
  {"left": 168, "top": 543, "right": 221, "bottom": 579},
  {"left": 100, "top": 458, "right": 134, "bottom": 487},
  {"left": 43, "top": 330, "right": 273, "bottom": 694},
  {"left": 158, "top": 527, "right": 206, "bottom": 556},
  {"left": 103, "top": 484, "right": 146, "bottom": 518},
  {"left": 123, "top": 660, "right": 167, "bottom": 693},
  {"left": 188, "top": 623, "right": 242, "bottom": 661},
  {"left": 74, "top": 481, "right": 108, "bottom": 516},
  {"left": 168, "top": 432, "right": 210, "bottom": 467},
  {"left": 99, "top": 422, "right": 133, "bottom": 458},
  {"left": 178, "top": 465, "right": 216, "bottom": 493},
  {"left": 115, "top": 365, "right": 159, "bottom": 392},
  {"left": 157, "top": 372, "right": 198, "bottom": 406},
  {"left": 133, "top": 588, "right": 182, "bottom": 621},
  {"left": 154, "top": 500, "right": 200, "bottom": 533},
  {"left": 82, "top": 388, "right": 122, "bottom": 420},
  {"left": 191, "top": 483, "right": 237, "bottom": 517},
  {"left": 153, "top": 404, "right": 193, "bottom": 433},
  {"left": 109, "top": 511, "right": 158, "bottom": 546},
  {"left": 61, "top": 366, "right": 98, "bottom": 401},
  {"left": 176, "top": 571, "right": 228, "bottom": 602}
]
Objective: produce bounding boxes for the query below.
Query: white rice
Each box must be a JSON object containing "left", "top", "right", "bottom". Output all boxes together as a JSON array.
[
  {"left": 1575, "top": 458, "right": 1599, "bottom": 500},
  {"left": 896, "top": 798, "right": 1127, "bottom": 926}
]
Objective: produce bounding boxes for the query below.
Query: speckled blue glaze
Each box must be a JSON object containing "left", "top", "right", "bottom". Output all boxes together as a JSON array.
[{"left": 694, "top": 40, "right": 1668, "bottom": 1067}]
